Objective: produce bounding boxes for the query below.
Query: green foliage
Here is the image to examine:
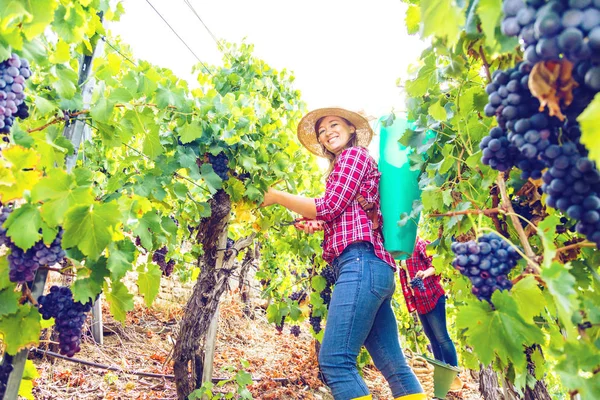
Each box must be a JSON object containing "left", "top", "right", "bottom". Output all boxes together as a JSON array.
[
  {"left": 188, "top": 359, "right": 254, "bottom": 399},
  {"left": 0, "top": 0, "right": 326, "bottom": 385},
  {"left": 401, "top": 0, "right": 599, "bottom": 396}
]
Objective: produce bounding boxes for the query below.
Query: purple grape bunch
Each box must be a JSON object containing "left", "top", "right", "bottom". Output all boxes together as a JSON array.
[
  {"left": 8, "top": 229, "right": 66, "bottom": 284},
  {"left": 501, "top": 0, "right": 600, "bottom": 64},
  {"left": 152, "top": 246, "right": 175, "bottom": 276},
  {"left": 0, "top": 53, "right": 31, "bottom": 135},
  {"left": 410, "top": 276, "right": 426, "bottom": 291},
  {"left": 208, "top": 152, "right": 229, "bottom": 181},
  {"left": 451, "top": 233, "right": 521, "bottom": 302},
  {"left": 482, "top": 62, "right": 561, "bottom": 180},
  {"left": 541, "top": 142, "right": 600, "bottom": 246},
  {"left": 38, "top": 286, "right": 92, "bottom": 357}
]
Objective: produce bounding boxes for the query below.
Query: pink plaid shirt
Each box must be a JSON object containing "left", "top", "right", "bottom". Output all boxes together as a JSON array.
[
  {"left": 315, "top": 146, "right": 396, "bottom": 269},
  {"left": 399, "top": 237, "right": 445, "bottom": 314}
]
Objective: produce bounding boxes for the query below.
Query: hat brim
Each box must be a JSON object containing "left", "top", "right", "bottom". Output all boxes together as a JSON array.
[{"left": 297, "top": 107, "right": 373, "bottom": 157}]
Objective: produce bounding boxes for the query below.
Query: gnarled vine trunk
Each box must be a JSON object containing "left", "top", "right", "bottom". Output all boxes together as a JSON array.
[
  {"left": 480, "top": 364, "right": 501, "bottom": 400},
  {"left": 173, "top": 189, "right": 231, "bottom": 399},
  {"left": 172, "top": 190, "right": 257, "bottom": 399},
  {"left": 523, "top": 345, "right": 551, "bottom": 400}
]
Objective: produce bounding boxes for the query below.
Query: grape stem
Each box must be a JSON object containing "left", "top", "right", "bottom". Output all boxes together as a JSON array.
[
  {"left": 26, "top": 103, "right": 183, "bottom": 134},
  {"left": 555, "top": 241, "right": 596, "bottom": 254},
  {"left": 497, "top": 174, "right": 541, "bottom": 274},
  {"left": 39, "top": 266, "right": 76, "bottom": 276},
  {"left": 479, "top": 45, "right": 492, "bottom": 83},
  {"left": 511, "top": 273, "right": 546, "bottom": 288},
  {"left": 21, "top": 286, "right": 38, "bottom": 306},
  {"left": 475, "top": 24, "right": 492, "bottom": 83}
]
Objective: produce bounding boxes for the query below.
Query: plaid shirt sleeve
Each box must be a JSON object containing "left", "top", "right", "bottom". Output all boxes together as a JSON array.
[
  {"left": 315, "top": 147, "right": 369, "bottom": 221},
  {"left": 398, "top": 265, "right": 417, "bottom": 313}
]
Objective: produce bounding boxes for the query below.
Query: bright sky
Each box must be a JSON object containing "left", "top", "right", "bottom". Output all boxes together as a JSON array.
[{"left": 109, "top": 0, "right": 426, "bottom": 119}]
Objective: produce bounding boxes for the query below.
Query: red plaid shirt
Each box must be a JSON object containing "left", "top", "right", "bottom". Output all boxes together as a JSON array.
[
  {"left": 315, "top": 147, "right": 396, "bottom": 269},
  {"left": 398, "top": 237, "right": 445, "bottom": 314}
]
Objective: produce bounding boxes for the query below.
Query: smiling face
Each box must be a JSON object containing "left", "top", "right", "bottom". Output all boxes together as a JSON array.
[{"left": 316, "top": 115, "right": 356, "bottom": 156}]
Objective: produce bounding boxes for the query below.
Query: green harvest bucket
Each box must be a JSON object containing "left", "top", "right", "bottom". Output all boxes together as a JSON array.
[
  {"left": 422, "top": 356, "right": 461, "bottom": 399},
  {"left": 378, "top": 116, "right": 422, "bottom": 260}
]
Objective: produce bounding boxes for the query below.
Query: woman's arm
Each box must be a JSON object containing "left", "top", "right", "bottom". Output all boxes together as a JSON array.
[
  {"left": 261, "top": 188, "right": 317, "bottom": 219},
  {"left": 415, "top": 267, "right": 436, "bottom": 279}
]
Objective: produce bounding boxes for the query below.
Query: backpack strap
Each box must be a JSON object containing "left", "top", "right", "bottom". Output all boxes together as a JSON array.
[{"left": 355, "top": 193, "right": 380, "bottom": 230}]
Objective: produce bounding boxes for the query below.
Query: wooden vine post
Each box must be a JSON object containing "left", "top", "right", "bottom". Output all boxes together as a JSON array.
[{"left": 2, "top": 30, "right": 103, "bottom": 400}]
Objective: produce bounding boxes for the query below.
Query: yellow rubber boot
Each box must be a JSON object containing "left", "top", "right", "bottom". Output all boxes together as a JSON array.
[
  {"left": 351, "top": 396, "right": 372, "bottom": 400},
  {"left": 393, "top": 394, "right": 428, "bottom": 400}
]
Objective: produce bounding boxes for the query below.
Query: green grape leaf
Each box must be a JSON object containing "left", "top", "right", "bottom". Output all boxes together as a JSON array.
[
  {"left": 104, "top": 280, "right": 134, "bottom": 323},
  {"left": 4, "top": 203, "right": 42, "bottom": 251},
  {"left": 0, "top": 256, "right": 12, "bottom": 290},
  {"left": 511, "top": 276, "right": 546, "bottom": 322},
  {"left": 54, "top": 67, "right": 78, "bottom": 99},
  {"left": 90, "top": 98, "right": 116, "bottom": 124},
  {"left": 578, "top": 93, "right": 600, "bottom": 166},
  {"left": 108, "top": 87, "right": 133, "bottom": 103},
  {"left": 477, "top": 0, "right": 502, "bottom": 46},
  {"left": 22, "top": 0, "right": 59, "bottom": 41},
  {"left": 0, "top": 288, "right": 20, "bottom": 317},
  {"left": 72, "top": 256, "right": 109, "bottom": 304},
  {"left": 32, "top": 168, "right": 94, "bottom": 227},
  {"left": 34, "top": 95, "right": 57, "bottom": 114},
  {"left": 142, "top": 129, "right": 164, "bottom": 159},
  {"left": 405, "top": 5, "right": 421, "bottom": 35},
  {"left": 537, "top": 213, "right": 560, "bottom": 266},
  {"left": 541, "top": 261, "right": 578, "bottom": 333},
  {"left": 48, "top": 39, "right": 70, "bottom": 64},
  {"left": 200, "top": 163, "right": 223, "bottom": 193},
  {"left": 63, "top": 202, "right": 122, "bottom": 260},
  {"left": 137, "top": 263, "right": 161, "bottom": 308},
  {"left": 0, "top": 304, "right": 41, "bottom": 354},
  {"left": 178, "top": 121, "right": 203, "bottom": 144},
  {"left": 107, "top": 240, "right": 136, "bottom": 281},
  {"left": 428, "top": 100, "right": 447, "bottom": 121},
  {"left": 311, "top": 275, "right": 327, "bottom": 293},
  {"left": 266, "top": 301, "right": 289, "bottom": 325},
  {"left": 456, "top": 291, "right": 544, "bottom": 372},
  {"left": 420, "top": 0, "right": 465, "bottom": 46},
  {"left": 133, "top": 211, "right": 163, "bottom": 250}
]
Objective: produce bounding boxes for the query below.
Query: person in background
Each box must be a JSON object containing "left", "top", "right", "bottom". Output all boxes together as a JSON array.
[
  {"left": 398, "top": 236, "right": 459, "bottom": 371},
  {"left": 261, "top": 107, "right": 425, "bottom": 400}
]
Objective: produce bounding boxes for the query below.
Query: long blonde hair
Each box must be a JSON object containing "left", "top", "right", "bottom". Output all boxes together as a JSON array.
[{"left": 315, "top": 116, "right": 359, "bottom": 177}]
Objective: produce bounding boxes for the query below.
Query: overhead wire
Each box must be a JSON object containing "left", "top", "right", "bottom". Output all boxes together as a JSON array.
[
  {"left": 182, "top": 0, "right": 225, "bottom": 54},
  {"left": 144, "top": 0, "right": 213, "bottom": 74},
  {"left": 100, "top": 36, "right": 137, "bottom": 67},
  {"left": 181, "top": 0, "right": 237, "bottom": 66}
]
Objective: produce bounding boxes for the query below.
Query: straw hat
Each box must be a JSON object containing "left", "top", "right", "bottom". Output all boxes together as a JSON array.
[{"left": 297, "top": 107, "right": 374, "bottom": 157}]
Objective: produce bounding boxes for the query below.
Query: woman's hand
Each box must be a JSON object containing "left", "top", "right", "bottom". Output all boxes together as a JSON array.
[
  {"left": 415, "top": 267, "right": 435, "bottom": 279},
  {"left": 294, "top": 219, "right": 324, "bottom": 234},
  {"left": 260, "top": 188, "right": 279, "bottom": 207}
]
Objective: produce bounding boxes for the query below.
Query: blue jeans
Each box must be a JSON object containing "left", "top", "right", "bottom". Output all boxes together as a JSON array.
[
  {"left": 418, "top": 295, "right": 458, "bottom": 367},
  {"left": 319, "top": 242, "right": 423, "bottom": 399}
]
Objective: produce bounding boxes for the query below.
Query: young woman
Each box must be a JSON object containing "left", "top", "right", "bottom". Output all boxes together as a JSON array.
[
  {"left": 399, "top": 236, "right": 458, "bottom": 368},
  {"left": 262, "top": 108, "right": 425, "bottom": 400}
]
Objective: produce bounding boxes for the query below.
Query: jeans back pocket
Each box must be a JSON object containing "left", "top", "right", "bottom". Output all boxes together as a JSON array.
[{"left": 369, "top": 259, "right": 395, "bottom": 300}]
